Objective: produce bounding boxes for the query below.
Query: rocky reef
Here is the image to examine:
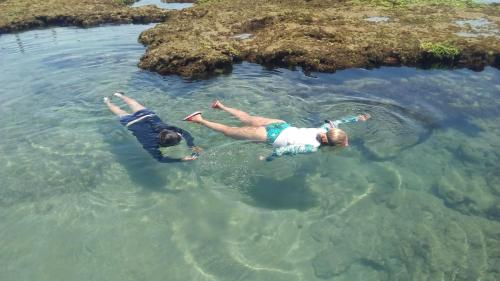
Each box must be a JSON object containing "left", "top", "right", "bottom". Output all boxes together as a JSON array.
[
  {"left": 137, "top": 0, "right": 500, "bottom": 78},
  {"left": 0, "top": 0, "right": 170, "bottom": 34},
  {"left": 163, "top": 0, "right": 195, "bottom": 2}
]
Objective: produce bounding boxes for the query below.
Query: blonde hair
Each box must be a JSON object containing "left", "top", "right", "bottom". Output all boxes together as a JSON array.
[{"left": 326, "top": 128, "right": 347, "bottom": 147}]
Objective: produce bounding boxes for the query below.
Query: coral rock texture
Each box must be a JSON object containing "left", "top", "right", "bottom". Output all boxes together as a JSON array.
[{"left": 138, "top": 0, "right": 500, "bottom": 78}]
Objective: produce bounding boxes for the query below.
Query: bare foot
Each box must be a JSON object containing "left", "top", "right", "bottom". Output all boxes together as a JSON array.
[
  {"left": 113, "top": 92, "right": 124, "bottom": 98},
  {"left": 211, "top": 100, "right": 223, "bottom": 109},
  {"left": 103, "top": 97, "right": 110, "bottom": 104}
]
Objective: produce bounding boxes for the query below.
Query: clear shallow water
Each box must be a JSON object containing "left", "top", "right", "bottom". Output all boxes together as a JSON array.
[
  {"left": 131, "top": 0, "right": 193, "bottom": 9},
  {"left": 1, "top": 24, "right": 500, "bottom": 281},
  {"left": 455, "top": 18, "right": 499, "bottom": 38}
]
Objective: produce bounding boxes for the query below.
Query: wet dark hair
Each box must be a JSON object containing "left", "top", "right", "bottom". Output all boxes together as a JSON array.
[{"left": 158, "top": 129, "right": 181, "bottom": 147}]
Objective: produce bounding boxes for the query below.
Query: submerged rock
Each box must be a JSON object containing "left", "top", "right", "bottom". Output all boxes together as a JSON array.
[
  {"left": 434, "top": 179, "right": 475, "bottom": 213},
  {"left": 312, "top": 248, "right": 356, "bottom": 279},
  {"left": 487, "top": 202, "right": 500, "bottom": 221},
  {"left": 433, "top": 168, "right": 500, "bottom": 222},
  {"left": 488, "top": 175, "right": 500, "bottom": 196}
]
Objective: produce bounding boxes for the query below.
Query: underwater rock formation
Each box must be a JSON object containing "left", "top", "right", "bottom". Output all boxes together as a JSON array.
[
  {"left": 137, "top": 0, "right": 500, "bottom": 78},
  {"left": 433, "top": 167, "right": 500, "bottom": 223}
]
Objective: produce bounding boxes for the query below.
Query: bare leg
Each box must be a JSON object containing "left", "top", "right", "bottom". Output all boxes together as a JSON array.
[
  {"left": 212, "top": 100, "right": 284, "bottom": 127},
  {"left": 190, "top": 114, "right": 267, "bottom": 142},
  {"left": 114, "top": 92, "right": 146, "bottom": 113},
  {"left": 104, "top": 97, "right": 129, "bottom": 117}
]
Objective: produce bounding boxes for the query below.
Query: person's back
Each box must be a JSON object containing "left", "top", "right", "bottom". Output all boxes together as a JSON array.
[
  {"left": 126, "top": 113, "right": 195, "bottom": 162},
  {"left": 104, "top": 92, "right": 199, "bottom": 163},
  {"left": 272, "top": 126, "right": 323, "bottom": 148}
]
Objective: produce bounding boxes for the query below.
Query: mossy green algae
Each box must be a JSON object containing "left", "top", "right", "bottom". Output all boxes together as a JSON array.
[{"left": 420, "top": 42, "right": 460, "bottom": 60}]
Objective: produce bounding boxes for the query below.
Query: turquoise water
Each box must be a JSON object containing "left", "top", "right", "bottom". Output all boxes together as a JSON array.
[{"left": 1, "top": 24, "right": 500, "bottom": 280}]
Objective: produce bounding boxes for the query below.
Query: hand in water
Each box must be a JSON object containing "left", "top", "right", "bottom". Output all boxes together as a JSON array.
[
  {"left": 183, "top": 148, "right": 201, "bottom": 161},
  {"left": 358, "top": 113, "right": 371, "bottom": 121},
  {"left": 191, "top": 146, "right": 203, "bottom": 154},
  {"left": 211, "top": 100, "right": 223, "bottom": 109},
  {"left": 182, "top": 155, "right": 198, "bottom": 161}
]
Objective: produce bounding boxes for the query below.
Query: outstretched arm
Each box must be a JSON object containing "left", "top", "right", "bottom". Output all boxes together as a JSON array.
[
  {"left": 155, "top": 124, "right": 200, "bottom": 158},
  {"left": 152, "top": 149, "right": 199, "bottom": 162},
  {"left": 175, "top": 127, "right": 195, "bottom": 148},
  {"left": 148, "top": 148, "right": 184, "bottom": 163},
  {"left": 173, "top": 128, "right": 202, "bottom": 159},
  {"left": 325, "top": 113, "right": 371, "bottom": 129}
]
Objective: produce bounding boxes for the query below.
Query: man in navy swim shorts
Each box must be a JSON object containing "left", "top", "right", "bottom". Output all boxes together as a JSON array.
[{"left": 104, "top": 92, "right": 200, "bottom": 163}]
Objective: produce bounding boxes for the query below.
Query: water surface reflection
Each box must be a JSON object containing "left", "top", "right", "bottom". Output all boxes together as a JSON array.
[{"left": 0, "top": 25, "right": 499, "bottom": 281}]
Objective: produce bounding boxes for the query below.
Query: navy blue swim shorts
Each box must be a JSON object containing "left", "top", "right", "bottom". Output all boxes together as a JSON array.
[{"left": 119, "top": 109, "right": 156, "bottom": 127}]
